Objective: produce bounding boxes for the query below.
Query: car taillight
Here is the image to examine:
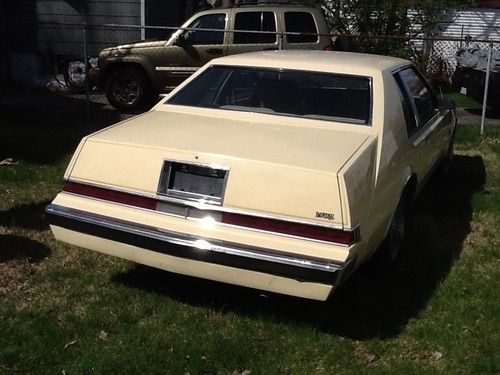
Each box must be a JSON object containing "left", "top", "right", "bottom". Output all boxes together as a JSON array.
[
  {"left": 63, "top": 181, "right": 358, "bottom": 245},
  {"left": 221, "top": 212, "right": 357, "bottom": 246},
  {"left": 63, "top": 181, "right": 157, "bottom": 210}
]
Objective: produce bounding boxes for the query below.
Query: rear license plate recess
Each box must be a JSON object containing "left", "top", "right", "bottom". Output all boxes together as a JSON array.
[{"left": 157, "top": 160, "right": 229, "bottom": 205}]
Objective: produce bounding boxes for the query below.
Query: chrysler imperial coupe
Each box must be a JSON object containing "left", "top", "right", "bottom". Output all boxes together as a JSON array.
[{"left": 46, "top": 51, "right": 456, "bottom": 300}]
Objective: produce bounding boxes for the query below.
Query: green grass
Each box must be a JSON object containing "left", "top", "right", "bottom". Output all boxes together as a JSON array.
[
  {"left": 0, "top": 102, "right": 499, "bottom": 374},
  {"left": 441, "top": 88, "right": 482, "bottom": 109}
]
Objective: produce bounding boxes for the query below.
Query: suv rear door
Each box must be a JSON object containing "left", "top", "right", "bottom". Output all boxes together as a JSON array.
[{"left": 226, "top": 9, "right": 279, "bottom": 54}]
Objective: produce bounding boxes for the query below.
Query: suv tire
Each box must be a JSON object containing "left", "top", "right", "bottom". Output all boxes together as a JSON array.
[{"left": 105, "top": 67, "right": 156, "bottom": 112}]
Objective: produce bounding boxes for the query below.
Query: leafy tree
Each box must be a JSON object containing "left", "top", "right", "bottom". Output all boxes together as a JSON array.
[{"left": 305, "top": 0, "right": 473, "bottom": 59}]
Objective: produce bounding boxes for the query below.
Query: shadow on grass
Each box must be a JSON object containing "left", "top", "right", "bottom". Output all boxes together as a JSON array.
[
  {"left": 464, "top": 107, "right": 500, "bottom": 119},
  {"left": 0, "top": 201, "right": 51, "bottom": 230},
  {"left": 0, "top": 234, "right": 51, "bottom": 262},
  {"left": 114, "top": 154, "right": 486, "bottom": 339},
  {"left": 0, "top": 89, "right": 126, "bottom": 163}
]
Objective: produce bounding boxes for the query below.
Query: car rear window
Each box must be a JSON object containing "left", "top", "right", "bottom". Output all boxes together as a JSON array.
[
  {"left": 167, "top": 66, "right": 371, "bottom": 125},
  {"left": 234, "top": 12, "right": 277, "bottom": 44},
  {"left": 284, "top": 12, "right": 318, "bottom": 43}
]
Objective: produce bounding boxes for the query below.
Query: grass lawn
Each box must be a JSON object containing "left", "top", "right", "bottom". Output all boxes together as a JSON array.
[
  {"left": 0, "top": 96, "right": 498, "bottom": 374},
  {"left": 441, "top": 89, "right": 482, "bottom": 109}
]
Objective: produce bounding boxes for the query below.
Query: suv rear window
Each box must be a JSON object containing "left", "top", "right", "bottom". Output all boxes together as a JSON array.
[
  {"left": 167, "top": 66, "right": 371, "bottom": 125},
  {"left": 284, "top": 12, "right": 318, "bottom": 43},
  {"left": 234, "top": 12, "right": 276, "bottom": 44}
]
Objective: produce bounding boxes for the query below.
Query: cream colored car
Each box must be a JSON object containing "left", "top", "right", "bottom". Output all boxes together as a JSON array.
[{"left": 46, "top": 51, "right": 456, "bottom": 301}]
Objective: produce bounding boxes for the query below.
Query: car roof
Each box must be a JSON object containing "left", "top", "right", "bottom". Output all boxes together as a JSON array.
[{"left": 209, "top": 51, "right": 410, "bottom": 76}]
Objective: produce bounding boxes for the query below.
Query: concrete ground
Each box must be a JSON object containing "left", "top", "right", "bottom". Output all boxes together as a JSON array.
[{"left": 456, "top": 107, "right": 500, "bottom": 126}]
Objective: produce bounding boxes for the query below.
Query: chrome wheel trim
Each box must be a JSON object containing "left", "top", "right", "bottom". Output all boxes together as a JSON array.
[{"left": 67, "top": 60, "right": 86, "bottom": 85}]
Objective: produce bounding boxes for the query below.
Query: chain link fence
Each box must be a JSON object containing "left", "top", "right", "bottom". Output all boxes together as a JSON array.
[{"left": 7, "top": 20, "right": 500, "bottom": 129}]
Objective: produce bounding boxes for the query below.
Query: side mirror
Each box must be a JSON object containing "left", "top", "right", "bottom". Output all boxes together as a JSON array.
[{"left": 438, "top": 98, "right": 456, "bottom": 111}]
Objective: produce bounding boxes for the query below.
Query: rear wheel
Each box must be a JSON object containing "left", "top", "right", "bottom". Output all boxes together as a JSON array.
[
  {"left": 435, "top": 141, "right": 454, "bottom": 181},
  {"left": 384, "top": 199, "right": 406, "bottom": 263},
  {"left": 370, "top": 194, "right": 409, "bottom": 271},
  {"left": 105, "top": 67, "right": 156, "bottom": 112}
]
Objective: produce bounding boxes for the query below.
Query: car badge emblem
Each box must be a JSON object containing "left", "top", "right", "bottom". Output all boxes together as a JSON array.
[{"left": 316, "top": 211, "right": 335, "bottom": 220}]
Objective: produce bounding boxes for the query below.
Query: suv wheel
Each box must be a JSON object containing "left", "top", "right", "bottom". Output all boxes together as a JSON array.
[
  {"left": 61, "top": 59, "right": 86, "bottom": 91},
  {"left": 105, "top": 67, "right": 156, "bottom": 112}
]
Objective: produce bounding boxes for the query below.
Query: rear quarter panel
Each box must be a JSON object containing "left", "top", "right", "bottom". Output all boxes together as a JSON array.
[{"left": 338, "top": 68, "right": 416, "bottom": 262}]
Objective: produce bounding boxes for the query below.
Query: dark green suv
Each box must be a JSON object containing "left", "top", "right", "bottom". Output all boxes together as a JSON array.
[{"left": 90, "top": 4, "right": 333, "bottom": 111}]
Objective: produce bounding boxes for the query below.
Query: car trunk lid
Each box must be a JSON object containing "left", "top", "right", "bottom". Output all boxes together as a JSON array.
[{"left": 68, "top": 110, "right": 368, "bottom": 227}]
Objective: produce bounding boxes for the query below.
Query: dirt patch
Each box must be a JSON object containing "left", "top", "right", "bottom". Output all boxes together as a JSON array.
[{"left": 457, "top": 108, "right": 500, "bottom": 126}]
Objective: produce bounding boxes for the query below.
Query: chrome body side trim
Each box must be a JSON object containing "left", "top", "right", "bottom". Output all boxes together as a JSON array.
[
  {"left": 155, "top": 67, "right": 200, "bottom": 72},
  {"left": 46, "top": 204, "right": 344, "bottom": 274}
]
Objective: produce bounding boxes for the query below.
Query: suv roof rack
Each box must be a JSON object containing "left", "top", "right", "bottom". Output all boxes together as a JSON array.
[
  {"left": 239, "top": 0, "right": 303, "bottom": 3},
  {"left": 233, "top": 0, "right": 305, "bottom": 6}
]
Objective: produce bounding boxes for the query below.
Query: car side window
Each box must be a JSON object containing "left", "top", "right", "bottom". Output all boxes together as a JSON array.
[
  {"left": 184, "top": 14, "right": 226, "bottom": 45},
  {"left": 394, "top": 73, "right": 418, "bottom": 137},
  {"left": 284, "top": 12, "right": 318, "bottom": 43},
  {"left": 234, "top": 12, "right": 277, "bottom": 44},
  {"left": 397, "top": 67, "right": 438, "bottom": 127}
]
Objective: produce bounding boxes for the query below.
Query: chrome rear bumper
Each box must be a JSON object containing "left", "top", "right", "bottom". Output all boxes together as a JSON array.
[{"left": 45, "top": 204, "right": 345, "bottom": 284}]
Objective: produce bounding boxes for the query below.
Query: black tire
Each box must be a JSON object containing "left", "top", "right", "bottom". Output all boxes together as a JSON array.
[
  {"left": 105, "top": 67, "right": 156, "bottom": 112},
  {"left": 385, "top": 199, "right": 406, "bottom": 262},
  {"left": 370, "top": 196, "right": 408, "bottom": 271},
  {"left": 435, "top": 140, "right": 454, "bottom": 182}
]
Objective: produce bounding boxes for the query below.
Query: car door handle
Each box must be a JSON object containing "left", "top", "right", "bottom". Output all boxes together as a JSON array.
[{"left": 206, "top": 48, "right": 223, "bottom": 55}]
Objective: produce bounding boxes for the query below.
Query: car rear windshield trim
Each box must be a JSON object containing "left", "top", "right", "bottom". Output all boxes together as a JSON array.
[{"left": 166, "top": 66, "right": 372, "bottom": 126}]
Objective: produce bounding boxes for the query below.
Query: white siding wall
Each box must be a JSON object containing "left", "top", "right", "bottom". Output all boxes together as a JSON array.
[
  {"left": 438, "top": 9, "right": 500, "bottom": 41},
  {"left": 427, "top": 8, "right": 500, "bottom": 79}
]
